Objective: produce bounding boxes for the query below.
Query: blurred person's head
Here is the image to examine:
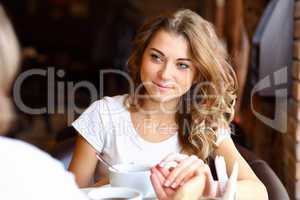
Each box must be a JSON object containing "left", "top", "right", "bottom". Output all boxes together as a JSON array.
[
  {"left": 0, "top": 5, "right": 20, "bottom": 135},
  {"left": 127, "top": 9, "right": 237, "bottom": 159}
]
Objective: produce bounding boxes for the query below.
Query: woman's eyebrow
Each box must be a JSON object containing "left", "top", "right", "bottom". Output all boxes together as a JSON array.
[
  {"left": 149, "top": 47, "right": 192, "bottom": 61},
  {"left": 177, "top": 58, "right": 192, "bottom": 62},
  {"left": 149, "top": 48, "right": 165, "bottom": 56}
]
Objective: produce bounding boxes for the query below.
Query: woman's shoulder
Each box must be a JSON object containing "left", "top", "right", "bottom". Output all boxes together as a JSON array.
[
  {"left": 75, "top": 94, "right": 129, "bottom": 123},
  {"left": 101, "top": 93, "right": 129, "bottom": 113},
  {"left": 76, "top": 94, "right": 129, "bottom": 124},
  {"left": 85, "top": 94, "right": 128, "bottom": 113},
  {"left": 103, "top": 94, "right": 129, "bottom": 106}
]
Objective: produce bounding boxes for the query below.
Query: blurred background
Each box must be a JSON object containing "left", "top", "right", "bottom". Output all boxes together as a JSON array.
[{"left": 1, "top": 0, "right": 298, "bottom": 199}]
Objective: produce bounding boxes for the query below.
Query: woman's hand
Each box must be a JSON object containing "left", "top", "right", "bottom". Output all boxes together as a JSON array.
[
  {"left": 150, "top": 153, "right": 219, "bottom": 199},
  {"left": 150, "top": 164, "right": 207, "bottom": 200},
  {"left": 159, "top": 153, "right": 218, "bottom": 196},
  {"left": 150, "top": 165, "right": 176, "bottom": 200},
  {"left": 151, "top": 153, "right": 240, "bottom": 200}
]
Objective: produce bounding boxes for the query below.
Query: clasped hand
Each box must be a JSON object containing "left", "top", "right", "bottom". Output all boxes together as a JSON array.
[{"left": 150, "top": 153, "right": 238, "bottom": 200}]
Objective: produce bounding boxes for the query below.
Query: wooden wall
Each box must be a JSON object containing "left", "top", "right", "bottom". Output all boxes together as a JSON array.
[{"left": 286, "top": 1, "right": 300, "bottom": 199}]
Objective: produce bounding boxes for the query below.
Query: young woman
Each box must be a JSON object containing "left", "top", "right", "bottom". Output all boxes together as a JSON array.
[{"left": 69, "top": 9, "right": 268, "bottom": 199}]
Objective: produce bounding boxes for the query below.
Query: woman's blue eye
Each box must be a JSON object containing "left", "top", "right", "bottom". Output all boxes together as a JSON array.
[{"left": 178, "top": 63, "right": 189, "bottom": 69}]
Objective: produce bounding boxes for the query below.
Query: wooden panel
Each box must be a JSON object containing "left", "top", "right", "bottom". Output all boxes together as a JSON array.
[
  {"left": 288, "top": 1, "right": 300, "bottom": 199},
  {"left": 292, "top": 80, "right": 300, "bottom": 101},
  {"left": 284, "top": 145, "right": 300, "bottom": 180},
  {"left": 288, "top": 116, "right": 300, "bottom": 142},
  {"left": 295, "top": 1, "right": 300, "bottom": 19},
  {"left": 290, "top": 100, "right": 300, "bottom": 120},
  {"left": 295, "top": 20, "right": 300, "bottom": 39},
  {"left": 284, "top": 175, "right": 300, "bottom": 200},
  {"left": 293, "top": 61, "right": 300, "bottom": 80},
  {"left": 284, "top": 132, "right": 300, "bottom": 161},
  {"left": 294, "top": 40, "right": 300, "bottom": 60}
]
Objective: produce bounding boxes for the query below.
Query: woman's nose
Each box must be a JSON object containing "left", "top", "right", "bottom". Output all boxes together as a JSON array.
[{"left": 157, "top": 62, "right": 173, "bottom": 80}]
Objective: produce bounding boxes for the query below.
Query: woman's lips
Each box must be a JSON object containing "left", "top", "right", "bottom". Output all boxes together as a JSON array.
[{"left": 153, "top": 81, "right": 173, "bottom": 91}]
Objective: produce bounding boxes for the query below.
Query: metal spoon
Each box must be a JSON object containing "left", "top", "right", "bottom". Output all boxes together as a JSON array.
[{"left": 96, "top": 152, "right": 122, "bottom": 172}]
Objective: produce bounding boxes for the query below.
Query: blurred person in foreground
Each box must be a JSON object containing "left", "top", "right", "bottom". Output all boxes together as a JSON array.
[{"left": 0, "top": 5, "right": 87, "bottom": 200}]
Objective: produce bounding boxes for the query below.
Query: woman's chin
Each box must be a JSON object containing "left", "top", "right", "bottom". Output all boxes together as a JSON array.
[{"left": 148, "top": 92, "right": 179, "bottom": 103}]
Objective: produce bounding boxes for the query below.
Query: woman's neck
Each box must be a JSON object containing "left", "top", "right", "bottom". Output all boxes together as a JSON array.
[{"left": 139, "top": 96, "right": 179, "bottom": 123}]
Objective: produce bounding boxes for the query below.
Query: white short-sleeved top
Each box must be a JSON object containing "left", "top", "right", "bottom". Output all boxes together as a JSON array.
[
  {"left": 0, "top": 137, "right": 87, "bottom": 200},
  {"left": 72, "top": 94, "right": 230, "bottom": 177}
]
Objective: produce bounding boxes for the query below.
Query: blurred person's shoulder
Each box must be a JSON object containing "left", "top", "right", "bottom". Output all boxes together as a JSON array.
[
  {"left": 0, "top": 136, "right": 64, "bottom": 170},
  {"left": 0, "top": 136, "right": 88, "bottom": 200}
]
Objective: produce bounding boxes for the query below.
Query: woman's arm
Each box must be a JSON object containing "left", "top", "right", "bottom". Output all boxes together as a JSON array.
[
  {"left": 68, "top": 135, "right": 99, "bottom": 188},
  {"left": 214, "top": 138, "right": 268, "bottom": 200}
]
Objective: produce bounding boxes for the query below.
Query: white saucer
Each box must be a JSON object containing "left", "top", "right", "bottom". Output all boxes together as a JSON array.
[
  {"left": 80, "top": 184, "right": 110, "bottom": 195},
  {"left": 80, "top": 184, "right": 156, "bottom": 200}
]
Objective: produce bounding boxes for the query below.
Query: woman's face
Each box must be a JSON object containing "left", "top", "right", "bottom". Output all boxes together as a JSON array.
[{"left": 140, "top": 30, "right": 198, "bottom": 103}]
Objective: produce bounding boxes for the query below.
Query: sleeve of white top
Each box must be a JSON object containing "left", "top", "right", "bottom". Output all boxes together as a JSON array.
[
  {"left": 72, "top": 100, "right": 109, "bottom": 152},
  {"left": 216, "top": 128, "right": 231, "bottom": 145}
]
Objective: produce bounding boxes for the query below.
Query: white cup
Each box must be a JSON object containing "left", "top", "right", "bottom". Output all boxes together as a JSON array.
[
  {"left": 108, "top": 164, "right": 156, "bottom": 198},
  {"left": 88, "top": 187, "right": 143, "bottom": 200}
]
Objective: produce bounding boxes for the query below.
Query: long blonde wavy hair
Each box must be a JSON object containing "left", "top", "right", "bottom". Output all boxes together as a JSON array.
[
  {"left": 0, "top": 4, "right": 20, "bottom": 135},
  {"left": 126, "top": 9, "right": 237, "bottom": 160}
]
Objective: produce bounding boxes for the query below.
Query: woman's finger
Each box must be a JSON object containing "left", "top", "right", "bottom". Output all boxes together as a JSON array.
[
  {"left": 175, "top": 160, "right": 209, "bottom": 189},
  {"left": 177, "top": 159, "right": 205, "bottom": 187},
  {"left": 175, "top": 174, "right": 206, "bottom": 200},
  {"left": 159, "top": 153, "right": 189, "bottom": 167},
  {"left": 179, "top": 163, "right": 217, "bottom": 197},
  {"left": 150, "top": 172, "right": 168, "bottom": 200},
  {"left": 151, "top": 167, "right": 176, "bottom": 198},
  {"left": 157, "top": 165, "right": 170, "bottom": 178},
  {"left": 151, "top": 167, "right": 166, "bottom": 184},
  {"left": 161, "top": 161, "right": 178, "bottom": 170},
  {"left": 163, "top": 155, "right": 198, "bottom": 188}
]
